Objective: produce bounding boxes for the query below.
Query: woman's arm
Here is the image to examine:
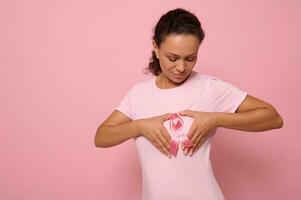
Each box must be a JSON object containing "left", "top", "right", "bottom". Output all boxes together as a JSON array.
[
  {"left": 94, "top": 110, "right": 141, "bottom": 148},
  {"left": 214, "top": 94, "right": 283, "bottom": 131}
]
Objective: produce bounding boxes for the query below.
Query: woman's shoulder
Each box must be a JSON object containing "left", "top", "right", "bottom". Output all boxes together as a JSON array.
[{"left": 192, "top": 71, "right": 221, "bottom": 83}]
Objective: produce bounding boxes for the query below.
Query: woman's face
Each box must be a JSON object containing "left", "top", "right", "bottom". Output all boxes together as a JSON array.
[{"left": 153, "top": 34, "right": 200, "bottom": 84}]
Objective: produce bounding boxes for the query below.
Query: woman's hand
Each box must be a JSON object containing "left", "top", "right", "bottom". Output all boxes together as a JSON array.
[
  {"left": 137, "top": 113, "right": 173, "bottom": 159},
  {"left": 178, "top": 110, "right": 219, "bottom": 156}
]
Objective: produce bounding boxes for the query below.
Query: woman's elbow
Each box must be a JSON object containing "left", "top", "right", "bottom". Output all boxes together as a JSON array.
[
  {"left": 266, "top": 106, "right": 284, "bottom": 130},
  {"left": 94, "top": 127, "right": 105, "bottom": 148},
  {"left": 276, "top": 115, "right": 284, "bottom": 129},
  {"left": 94, "top": 133, "right": 101, "bottom": 147}
]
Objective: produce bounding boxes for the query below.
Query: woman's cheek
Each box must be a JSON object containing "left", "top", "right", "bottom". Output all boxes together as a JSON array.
[{"left": 161, "top": 60, "right": 174, "bottom": 71}]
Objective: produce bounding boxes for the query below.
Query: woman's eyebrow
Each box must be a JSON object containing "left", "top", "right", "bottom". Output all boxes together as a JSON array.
[{"left": 165, "top": 52, "right": 197, "bottom": 57}]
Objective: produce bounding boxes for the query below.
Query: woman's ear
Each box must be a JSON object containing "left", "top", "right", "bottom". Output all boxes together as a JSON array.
[{"left": 152, "top": 40, "right": 159, "bottom": 59}]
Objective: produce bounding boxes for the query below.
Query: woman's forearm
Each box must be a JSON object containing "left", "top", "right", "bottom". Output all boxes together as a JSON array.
[
  {"left": 94, "top": 120, "right": 141, "bottom": 148},
  {"left": 214, "top": 107, "right": 283, "bottom": 132}
]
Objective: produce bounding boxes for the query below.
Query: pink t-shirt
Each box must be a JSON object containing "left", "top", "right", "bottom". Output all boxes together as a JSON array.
[{"left": 115, "top": 70, "right": 247, "bottom": 200}]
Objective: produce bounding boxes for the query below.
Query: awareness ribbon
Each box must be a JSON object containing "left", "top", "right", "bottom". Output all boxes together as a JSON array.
[{"left": 168, "top": 113, "right": 194, "bottom": 157}]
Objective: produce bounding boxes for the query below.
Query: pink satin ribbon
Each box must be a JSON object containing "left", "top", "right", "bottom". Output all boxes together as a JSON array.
[{"left": 168, "top": 113, "right": 194, "bottom": 157}]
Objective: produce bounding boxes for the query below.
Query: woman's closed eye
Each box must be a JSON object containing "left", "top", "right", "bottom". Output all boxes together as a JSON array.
[{"left": 168, "top": 57, "right": 196, "bottom": 62}]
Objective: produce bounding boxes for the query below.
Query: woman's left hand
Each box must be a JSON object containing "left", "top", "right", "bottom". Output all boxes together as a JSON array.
[{"left": 178, "top": 110, "right": 219, "bottom": 156}]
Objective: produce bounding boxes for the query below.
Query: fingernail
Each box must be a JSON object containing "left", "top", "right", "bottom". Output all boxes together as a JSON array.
[
  {"left": 185, "top": 149, "right": 188, "bottom": 155},
  {"left": 189, "top": 151, "right": 192, "bottom": 156}
]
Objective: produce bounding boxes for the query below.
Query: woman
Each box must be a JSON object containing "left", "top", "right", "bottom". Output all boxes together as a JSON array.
[{"left": 94, "top": 8, "right": 283, "bottom": 200}]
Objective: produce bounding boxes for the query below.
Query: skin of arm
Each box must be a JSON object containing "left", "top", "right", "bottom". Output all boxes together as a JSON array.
[
  {"left": 214, "top": 107, "right": 283, "bottom": 131},
  {"left": 94, "top": 110, "right": 141, "bottom": 148},
  {"left": 214, "top": 94, "right": 283, "bottom": 131}
]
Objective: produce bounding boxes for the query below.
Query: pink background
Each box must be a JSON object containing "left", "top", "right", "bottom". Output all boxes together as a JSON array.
[{"left": 1, "top": 0, "right": 299, "bottom": 199}]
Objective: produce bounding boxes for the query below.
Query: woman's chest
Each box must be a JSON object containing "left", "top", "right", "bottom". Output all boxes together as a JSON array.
[{"left": 132, "top": 89, "right": 214, "bottom": 120}]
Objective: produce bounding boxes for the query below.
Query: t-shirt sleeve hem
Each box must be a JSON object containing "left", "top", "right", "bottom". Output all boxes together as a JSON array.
[
  {"left": 115, "top": 108, "right": 132, "bottom": 120},
  {"left": 229, "top": 92, "right": 248, "bottom": 113}
]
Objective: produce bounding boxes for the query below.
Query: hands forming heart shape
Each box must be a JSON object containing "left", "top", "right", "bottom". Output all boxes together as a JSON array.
[
  {"left": 164, "top": 113, "right": 194, "bottom": 157},
  {"left": 164, "top": 110, "right": 219, "bottom": 158}
]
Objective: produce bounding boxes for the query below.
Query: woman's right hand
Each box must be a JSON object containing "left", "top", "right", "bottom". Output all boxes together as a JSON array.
[{"left": 136, "top": 113, "right": 173, "bottom": 159}]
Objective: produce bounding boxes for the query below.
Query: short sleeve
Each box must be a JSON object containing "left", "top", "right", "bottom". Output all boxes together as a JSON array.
[
  {"left": 115, "top": 85, "right": 135, "bottom": 119},
  {"left": 209, "top": 76, "right": 248, "bottom": 113}
]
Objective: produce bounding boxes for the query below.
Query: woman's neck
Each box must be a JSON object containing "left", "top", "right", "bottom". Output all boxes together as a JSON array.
[{"left": 156, "top": 74, "right": 180, "bottom": 89}]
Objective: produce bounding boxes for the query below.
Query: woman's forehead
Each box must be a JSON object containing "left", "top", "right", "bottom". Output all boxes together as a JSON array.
[{"left": 160, "top": 34, "right": 200, "bottom": 55}]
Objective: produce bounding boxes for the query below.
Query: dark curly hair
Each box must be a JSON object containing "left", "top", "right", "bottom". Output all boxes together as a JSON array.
[{"left": 143, "top": 8, "right": 205, "bottom": 76}]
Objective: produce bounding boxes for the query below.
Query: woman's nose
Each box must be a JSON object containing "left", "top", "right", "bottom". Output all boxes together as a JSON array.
[{"left": 176, "top": 61, "right": 186, "bottom": 72}]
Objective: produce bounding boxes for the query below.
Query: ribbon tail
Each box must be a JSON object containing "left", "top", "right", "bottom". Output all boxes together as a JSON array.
[
  {"left": 169, "top": 138, "right": 179, "bottom": 157},
  {"left": 181, "top": 136, "right": 194, "bottom": 148}
]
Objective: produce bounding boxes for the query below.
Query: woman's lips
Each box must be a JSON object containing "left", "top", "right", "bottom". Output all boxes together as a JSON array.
[{"left": 173, "top": 73, "right": 185, "bottom": 78}]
